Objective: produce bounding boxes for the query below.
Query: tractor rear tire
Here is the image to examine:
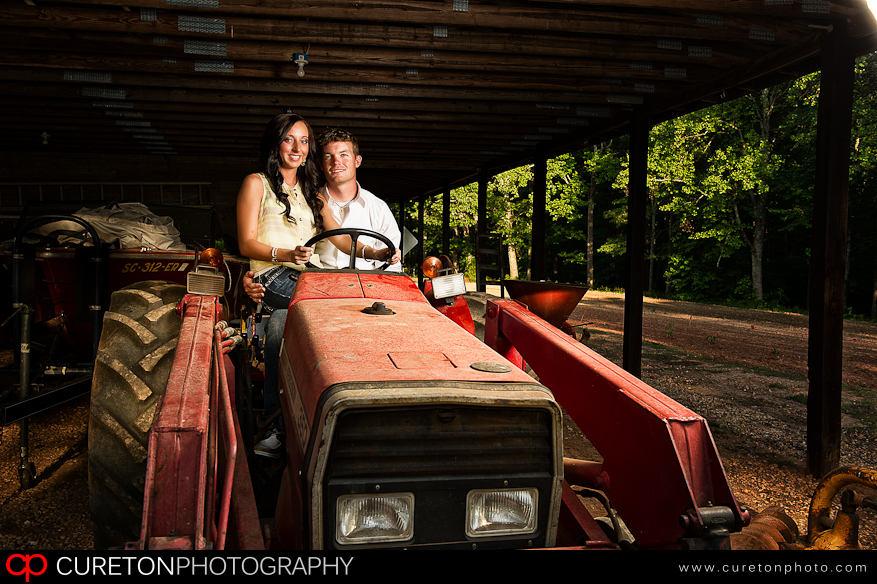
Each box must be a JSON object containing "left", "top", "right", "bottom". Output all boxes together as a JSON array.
[{"left": 88, "top": 280, "right": 187, "bottom": 549}]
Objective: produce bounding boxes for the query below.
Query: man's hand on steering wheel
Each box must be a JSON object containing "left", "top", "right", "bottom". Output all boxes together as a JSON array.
[{"left": 303, "top": 228, "right": 398, "bottom": 270}]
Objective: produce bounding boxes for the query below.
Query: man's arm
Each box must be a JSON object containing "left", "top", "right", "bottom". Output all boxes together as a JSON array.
[
  {"left": 367, "top": 196, "right": 403, "bottom": 272},
  {"left": 313, "top": 192, "right": 401, "bottom": 266}
]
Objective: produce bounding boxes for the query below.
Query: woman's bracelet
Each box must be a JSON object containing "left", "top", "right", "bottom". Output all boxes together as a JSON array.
[{"left": 271, "top": 247, "right": 278, "bottom": 262}]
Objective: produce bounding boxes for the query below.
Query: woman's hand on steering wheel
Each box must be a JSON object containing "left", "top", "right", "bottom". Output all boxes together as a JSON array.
[{"left": 290, "top": 245, "right": 313, "bottom": 264}]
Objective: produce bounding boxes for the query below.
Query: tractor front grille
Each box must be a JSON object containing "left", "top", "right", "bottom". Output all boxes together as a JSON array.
[
  {"left": 321, "top": 405, "right": 558, "bottom": 549},
  {"left": 326, "top": 406, "right": 554, "bottom": 480}
]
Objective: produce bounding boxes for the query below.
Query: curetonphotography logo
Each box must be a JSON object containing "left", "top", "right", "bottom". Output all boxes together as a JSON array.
[
  {"left": 6, "top": 553, "right": 48, "bottom": 582},
  {"left": 1, "top": 552, "right": 363, "bottom": 580}
]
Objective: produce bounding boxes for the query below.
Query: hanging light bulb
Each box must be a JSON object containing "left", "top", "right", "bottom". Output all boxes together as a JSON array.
[{"left": 293, "top": 53, "right": 308, "bottom": 78}]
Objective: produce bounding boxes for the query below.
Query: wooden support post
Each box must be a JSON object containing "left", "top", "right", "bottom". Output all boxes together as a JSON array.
[
  {"left": 418, "top": 198, "right": 424, "bottom": 288},
  {"left": 531, "top": 154, "right": 547, "bottom": 281},
  {"left": 477, "top": 171, "right": 488, "bottom": 293},
  {"left": 623, "top": 109, "right": 649, "bottom": 378},
  {"left": 442, "top": 184, "right": 451, "bottom": 257},
  {"left": 807, "top": 24, "right": 854, "bottom": 478},
  {"left": 397, "top": 199, "right": 405, "bottom": 241}
]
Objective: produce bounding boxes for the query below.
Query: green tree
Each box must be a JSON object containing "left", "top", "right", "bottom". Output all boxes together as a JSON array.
[
  {"left": 406, "top": 56, "right": 876, "bottom": 311},
  {"left": 606, "top": 80, "right": 820, "bottom": 304},
  {"left": 488, "top": 166, "right": 533, "bottom": 279},
  {"left": 404, "top": 183, "right": 479, "bottom": 280},
  {"left": 546, "top": 144, "right": 621, "bottom": 287}
]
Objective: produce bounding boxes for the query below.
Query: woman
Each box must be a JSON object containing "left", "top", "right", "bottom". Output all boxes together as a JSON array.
[
  {"left": 238, "top": 113, "right": 396, "bottom": 458},
  {"left": 237, "top": 113, "right": 393, "bottom": 311}
]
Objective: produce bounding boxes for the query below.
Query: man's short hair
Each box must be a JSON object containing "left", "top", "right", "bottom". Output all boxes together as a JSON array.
[{"left": 318, "top": 128, "right": 360, "bottom": 156}]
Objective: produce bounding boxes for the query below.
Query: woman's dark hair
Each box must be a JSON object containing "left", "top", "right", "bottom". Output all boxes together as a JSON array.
[{"left": 257, "top": 113, "right": 325, "bottom": 231}]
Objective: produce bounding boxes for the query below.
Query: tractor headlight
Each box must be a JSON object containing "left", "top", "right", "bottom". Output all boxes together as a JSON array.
[
  {"left": 336, "top": 493, "right": 414, "bottom": 545},
  {"left": 466, "top": 488, "right": 539, "bottom": 538},
  {"left": 431, "top": 272, "right": 466, "bottom": 299}
]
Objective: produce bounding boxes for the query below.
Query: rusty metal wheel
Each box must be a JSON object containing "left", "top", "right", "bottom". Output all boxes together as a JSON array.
[{"left": 87, "top": 280, "right": 186, "bottom": 549}]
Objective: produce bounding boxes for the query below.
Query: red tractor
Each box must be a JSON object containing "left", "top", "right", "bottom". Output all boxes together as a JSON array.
[{"left": 90, "top": 224, "right": 855, "bottom": 552}]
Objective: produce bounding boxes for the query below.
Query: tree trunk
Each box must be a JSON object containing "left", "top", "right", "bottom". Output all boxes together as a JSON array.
[
  {"left": 508, "top": 244, "right": 519, "bottom": 280},
  {"left": 648, "top": 194, "right": 656, "bottom": 293},
  {"left": 871, "top": 262, "right": 877, "bottom": 320},
  {"left": 749, "top": 188, "right": 766, "bottom": 301},
  {"left": 872, "top": 216, "right": 877, "bottom": 319},
  {"left": 587, "top": 169, "right": 595, "bottom": 288},
  {"left": 665, "top": 213, "right": 674, "bottom": 294},
  {"left": 505, "top": 203, "right": 519, "bottom": 280},
  {"left": 743, "top": 86, "right": 779, "bottom": 302}
]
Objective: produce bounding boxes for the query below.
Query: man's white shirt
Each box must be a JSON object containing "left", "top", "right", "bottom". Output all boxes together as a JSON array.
[{"left": 314, "top": 183, "right": 402, "bottom": 271}]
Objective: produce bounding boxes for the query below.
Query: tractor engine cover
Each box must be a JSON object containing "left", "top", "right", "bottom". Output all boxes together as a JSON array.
[{"left": 274, "top": 271, "right": 564, "bottom": 550}]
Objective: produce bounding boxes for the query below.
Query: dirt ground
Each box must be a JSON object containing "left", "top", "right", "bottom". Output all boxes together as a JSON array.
[
  {"left": 562, "top": 291, "right": 877, "bottom": 549},
  {"left": 0, "top": 290, "right": 875, "bottom": 550},
  {"left": 574, "top": 291, "right": 877, "bottom": 393}
]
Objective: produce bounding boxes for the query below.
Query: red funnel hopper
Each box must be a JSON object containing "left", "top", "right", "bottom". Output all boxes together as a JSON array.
[{"left": 502, "top": 280, "right": 589, "bottom": 328}]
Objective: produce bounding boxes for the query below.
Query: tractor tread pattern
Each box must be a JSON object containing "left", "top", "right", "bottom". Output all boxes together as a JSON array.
[
  {"left": 137, "top": 338, "right": 178, "bottom": 374},
  {"left": 102, "top": 312, "right": 157, "bottom": 345},
  {"left": 88, "top": 280, "right": 186, "bottom": 549},
  {"left": 95, "top": 349, "right": 153, "bottom": 401},
  {"left": 90, "top": 403, "right": 148, "bottom": 463}
]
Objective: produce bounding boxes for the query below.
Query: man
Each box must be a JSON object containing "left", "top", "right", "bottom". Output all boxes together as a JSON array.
[
  {"left": 244, "top": 128, "right": 402, "bottom": 458},
  {"left": 312, "top": 127, "right": 402, "bottom": 271}
]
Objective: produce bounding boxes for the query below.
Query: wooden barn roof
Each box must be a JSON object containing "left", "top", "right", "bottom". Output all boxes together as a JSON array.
[{"left": 2, "top": 1, "right": 877, "bottom": 204}]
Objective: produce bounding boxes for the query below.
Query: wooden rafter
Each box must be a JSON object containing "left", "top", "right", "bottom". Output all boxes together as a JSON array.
[{"left": 0, "top": 0, "right": 875, "bottom": 201}]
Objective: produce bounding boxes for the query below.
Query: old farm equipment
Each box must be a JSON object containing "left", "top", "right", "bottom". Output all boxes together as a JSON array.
[
  {"left": 117, "top": 236, "right": 762, "bottom": 552},
  {"left": 1, "top": 203, "right": 246, "bottom": 490}
]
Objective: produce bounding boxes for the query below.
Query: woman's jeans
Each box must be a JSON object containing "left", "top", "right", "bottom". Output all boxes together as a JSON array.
[
  {"left": 255, "top": 266, "right": 300, "bottom": 311},
  {"left": 254, "top": 267, "right": 299, "bottom": 428},
  {"left": 261, "top": 308, "right": 287, "bottom": 428}
]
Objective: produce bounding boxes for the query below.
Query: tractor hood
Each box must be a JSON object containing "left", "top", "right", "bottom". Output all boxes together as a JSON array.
[{"left": 285, "top": 271, "right": 538, "bottom": 394}]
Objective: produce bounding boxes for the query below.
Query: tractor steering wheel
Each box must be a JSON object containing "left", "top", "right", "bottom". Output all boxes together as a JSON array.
[{"left": 304, "top": 228, "right": 397, "bottom": 270}]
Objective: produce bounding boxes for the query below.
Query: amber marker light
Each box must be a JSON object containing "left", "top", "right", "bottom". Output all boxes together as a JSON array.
[
  {"left": 421, "top": 256, "right": 442, "bottom": 279},
  {"left": 199, "top": 248, "right": 224, "bottom": 267}
]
